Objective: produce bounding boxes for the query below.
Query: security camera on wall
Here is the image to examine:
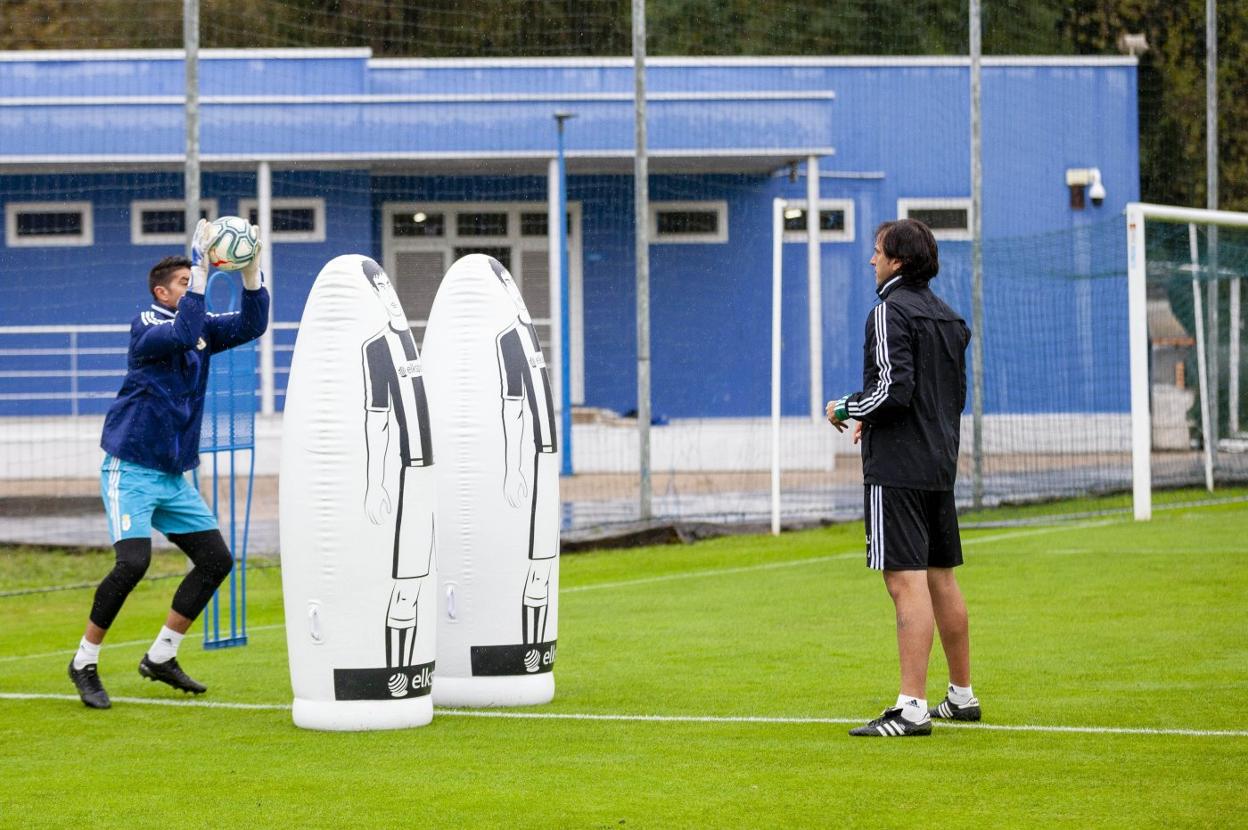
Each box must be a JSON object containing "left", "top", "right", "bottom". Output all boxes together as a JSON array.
[
  {"left": 1065, "top": 167, "right": 1105, "bottom": 210},
  {"left": 1088, "top": 169, "right": 1106, "bottom": 206}
]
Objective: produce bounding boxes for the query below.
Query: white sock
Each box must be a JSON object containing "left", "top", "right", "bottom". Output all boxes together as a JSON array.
[
  {"left": 73, "top": 637, "right": 101, "bottom": 670},
  {"left": 948, "top": 683, "right": 975, "bottom": 705},
  {"left": 147, "top": 626, "right": 184, "bottom": 664},
  {"left": 895, "top": 693, "right": 928, "bottom": 723}
]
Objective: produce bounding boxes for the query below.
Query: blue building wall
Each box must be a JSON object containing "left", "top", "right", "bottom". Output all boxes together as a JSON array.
[{"left": 0, "top": 53, "right": 1139, "bottom": 419}]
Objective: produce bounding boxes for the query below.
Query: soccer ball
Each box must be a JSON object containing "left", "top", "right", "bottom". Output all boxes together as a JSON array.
[{"left": 205, "top": 216, "right": 258, "bottom": 272}]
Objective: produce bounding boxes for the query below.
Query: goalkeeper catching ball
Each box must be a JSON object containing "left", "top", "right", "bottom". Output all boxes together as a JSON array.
[{"left": 68, "top": 219, "right": 269, "bottom": 709}]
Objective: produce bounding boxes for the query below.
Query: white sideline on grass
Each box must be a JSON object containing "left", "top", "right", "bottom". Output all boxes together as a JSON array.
[{"left": 0, "top": 692, "right": 1245, "bottom": 739}]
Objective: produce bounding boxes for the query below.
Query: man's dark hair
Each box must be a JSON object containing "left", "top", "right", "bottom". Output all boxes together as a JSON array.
[
  {"left": 875, "top": 219, "right": 940, "bottom": 283},
  {"left": 148, "top": 256, "right": 191, "bottom": 298}
]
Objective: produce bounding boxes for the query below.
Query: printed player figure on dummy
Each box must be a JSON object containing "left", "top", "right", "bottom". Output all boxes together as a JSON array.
[
  {"left": 491, "top": 258, "right": 558, "bottom": 645},
  {"left": 359, "top": 259, "right": 436, "bottom": 668}
]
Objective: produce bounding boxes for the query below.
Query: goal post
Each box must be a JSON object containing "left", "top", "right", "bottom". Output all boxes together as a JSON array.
[{"left": 1127, "top": 202, "right": 1248, "bottom": 520}]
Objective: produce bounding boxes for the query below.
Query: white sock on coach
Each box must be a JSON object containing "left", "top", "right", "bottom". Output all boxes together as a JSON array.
[
  {"left": 895, "top": 694, "right": 928, "bottom": 723},
  {"left": 73, "top": 637, "right": 101, "bottom": 670},
  {"left": 147, "top": 626, "right": 184, "bottom": 664},
  {"left": 948, "top": 683, "right": 975, "bottom": 705}
]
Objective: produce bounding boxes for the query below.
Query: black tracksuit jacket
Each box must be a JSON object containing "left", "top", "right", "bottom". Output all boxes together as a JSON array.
[{"left": 845, "top": 274, "right": 971, "bottom": 491}]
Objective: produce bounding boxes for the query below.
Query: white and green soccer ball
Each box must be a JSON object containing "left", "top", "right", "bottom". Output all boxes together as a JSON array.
[{"left": 206, "top": 215, "right": 258, "bottom": 272}]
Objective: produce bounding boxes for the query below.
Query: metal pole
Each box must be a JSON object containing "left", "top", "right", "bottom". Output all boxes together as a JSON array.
[
  {"left": 771, "top": 199, "right": 784, "bottom": 535},
  {"left": 969, "top": 0, "right": 985, "bottom": 508},
  {"left": 548, "top": 156, "right": 563, "bottom": 428},
  {"left": 183, "top": 0, "right": 199, "bottom": 261},
  {"left": 555, "top": 112, "right": 575, "bottom": 476},
  {"left": 257, "top": 161, "right": 274, "bottom": 415},
  {"left": 1206, "top": 0, "right": 1220, "bottom": 450},
  {"left": 806, "top": 156, "right": 823, "bottom": 422},
  {"left": 1126, "top": 205, "right": 1151, "bottom": 520},
  {"left": 633, "top": 0, "right": 652, "bottom": 520},
  {"left": 1232, "top": 274, "right": 1241, "bottom": 435},
  {"left": 1190, "top": 225, "right": 1216, "bottom": 491}
]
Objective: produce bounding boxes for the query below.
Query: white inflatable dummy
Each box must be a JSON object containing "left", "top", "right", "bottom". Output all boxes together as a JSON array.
[
  {"left": 279, "top": 255, "right": 437, "bottom": 730},
  {"left": 423, "top": 254, "right": 559, "bottom": 707}
]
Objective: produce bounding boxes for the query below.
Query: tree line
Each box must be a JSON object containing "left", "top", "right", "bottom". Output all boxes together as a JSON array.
[{"left": 0, "top": 0, "right": 1243, "bottom": 211}]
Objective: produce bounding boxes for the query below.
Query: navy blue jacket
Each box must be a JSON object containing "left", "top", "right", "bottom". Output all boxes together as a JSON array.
[
  {"left": 846, "top": 275, "right": 970, "bottom": 490},
  {"left": 100, "top": 287, "right": 269, "bottom": 474}
]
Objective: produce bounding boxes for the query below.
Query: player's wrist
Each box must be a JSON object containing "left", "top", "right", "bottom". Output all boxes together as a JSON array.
[{"left": 833, "top": 395, "right": 850, "bottom": 422}]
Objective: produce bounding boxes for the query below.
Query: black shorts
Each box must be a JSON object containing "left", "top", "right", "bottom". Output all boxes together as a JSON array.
[{"left": 863, "top": 484, "right": 963, "bottom": 571}]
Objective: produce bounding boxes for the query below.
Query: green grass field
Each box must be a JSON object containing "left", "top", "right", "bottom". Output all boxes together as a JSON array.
[{"left": 2, "top": 494, "right": 1246, "bottom": 828}]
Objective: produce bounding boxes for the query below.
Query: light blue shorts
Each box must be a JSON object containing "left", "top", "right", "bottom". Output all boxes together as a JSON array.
[{"left": 100, "top": 454, "right": 218, "bottom": 543}]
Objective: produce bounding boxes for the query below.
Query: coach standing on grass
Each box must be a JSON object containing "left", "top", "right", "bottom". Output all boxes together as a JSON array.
[{"left": 827, "top": 218, "right": 980, "bottom": 737}]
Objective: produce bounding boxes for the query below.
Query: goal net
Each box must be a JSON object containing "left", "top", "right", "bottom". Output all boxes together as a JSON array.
[{"left": 1127, "top": 203, "right": 1248, "bottom": 519}]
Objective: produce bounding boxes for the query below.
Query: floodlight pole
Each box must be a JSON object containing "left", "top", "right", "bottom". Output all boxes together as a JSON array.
[
  {"left": 633, "top": 0, "right": 652, "bottom": 520},
  {"left": 969, "top": 0, "right": 985, "bottom": 508},
  {"left": 555, "top": 111, "right": 575, "bottom": 476},
  {"left": 183, "top": 0, "right": 200, "bottom": 261}
]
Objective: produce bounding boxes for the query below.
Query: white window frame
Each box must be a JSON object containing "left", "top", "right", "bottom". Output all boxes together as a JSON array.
[
  {"left": 897, "top": 197, "right": 972, "bottom": 241},
  {"left": 5, "top": 201, "right": 93, "bottom": 247},
  {"left": 381, "top": 200, "right": 585, "bottom": 403},
  {"left": 650, "top": 200, "right": 729, "bottom": 244},
  {"left": 781, "top": 198, "right": 855, "bottom": 243},
  {"left": 130, "top": 199, "right": 219, "bottom": 245},
  {"left": 237, "top": 197, "right": 326, "bottom": 242}
]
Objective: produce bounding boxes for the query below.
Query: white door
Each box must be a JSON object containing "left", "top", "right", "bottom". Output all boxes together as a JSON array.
[{"left": 383, "top": 201, "right": 583, "bottom": 403}]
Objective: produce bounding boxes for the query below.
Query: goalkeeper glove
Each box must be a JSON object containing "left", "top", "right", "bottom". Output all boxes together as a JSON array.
[
  {"left": 240, "top": 228, "right": 263, "bottom": 291},
  {"left": 832, "top": 395, "right": 850, "bottom": 423},
  {"left": 188, "top": 218, "right": 212, "bottom": 295}
]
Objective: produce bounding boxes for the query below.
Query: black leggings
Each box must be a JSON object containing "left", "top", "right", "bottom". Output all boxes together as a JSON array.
[{"left": 89, "top": 530, "right": 233, "bottom": 630}]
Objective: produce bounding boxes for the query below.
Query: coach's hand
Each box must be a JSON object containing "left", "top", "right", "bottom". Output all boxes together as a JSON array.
[
  {"left": 240, "top": 227, "right": 263, "bottom": 291},
  {"left": 188, "top": 218, "right": 212, "bottom": 295},
  {"left": 853, "top": 422, "right": 863, "bottom": 444},
  {"left": 826, "top": 396, "right": 850, "bottom": 433}
]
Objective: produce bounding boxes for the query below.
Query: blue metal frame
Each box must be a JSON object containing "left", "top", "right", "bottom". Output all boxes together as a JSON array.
[
  {"left": 556, "top": 112, "right": 574, "bottom": 476},
  {"left": 195, "top": 270, "right": 256, "bottom": 650}
]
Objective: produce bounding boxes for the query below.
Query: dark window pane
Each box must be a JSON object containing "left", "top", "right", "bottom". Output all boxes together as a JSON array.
[
  {"left": 783, "top": 210, "right": 806, "bottom": 233},
  {"left": 16, "top": 211, "right": 83, "bottom": 237},
  {"left": 139, "top": 207, "right": 210, "bottom": 237},
  {"left": 141, "top": 210, "right": 184, "bottom": 235},
  {"left": 520, "top": 212, "right": 573, "bottom": 238},
  {"left": 657, "top": 210, "right": 718, "bottom": 236},
  {"left": 820, "top": 209, "right": 846, "bottom": 232},
  {"left": 520, "top": 212, "right": 547, "bottom": 237},
  {"left": 393, "top": 211, "right": 445, "bottom": 237},
  {"left": 783, "top": 208, "right": 846, "bottom": 233},
  {"left": 246, "top": 206, "right": 317, "bottom": 233},
  {"left": 455, "top": 246, "right": 510, "bottom": 271},
  {"left": 273, "top": 208, "right": 316, "bottom": 233},
  {"left": 457, "top": 212, "right": 508, "bottom": 237},
  {"left": 907, "top": 207, "right": 968, "bottom": 231}
]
